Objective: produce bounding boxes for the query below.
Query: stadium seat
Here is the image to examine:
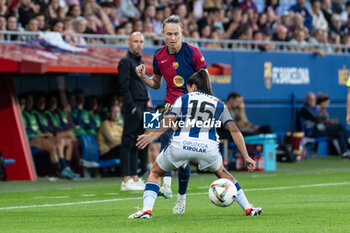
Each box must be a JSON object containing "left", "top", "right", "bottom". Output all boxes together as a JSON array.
[{"left": 80, "top": 134, "right": 120, "bottom": 168}]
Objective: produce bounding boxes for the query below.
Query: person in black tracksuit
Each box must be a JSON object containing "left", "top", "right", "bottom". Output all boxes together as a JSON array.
[{"left": 118, "top": 32, "right": 148, "bottom": 190}]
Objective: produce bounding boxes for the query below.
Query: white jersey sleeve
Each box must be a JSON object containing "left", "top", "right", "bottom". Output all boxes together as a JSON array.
[
  {"left": 220, "top": 105, "right": 234, "bottom": 127},
  {"left": 169, "top": 96, "right": 183, "bottom": 116}
]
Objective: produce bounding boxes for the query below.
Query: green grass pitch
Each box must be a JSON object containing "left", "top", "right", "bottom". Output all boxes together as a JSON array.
[{"left": 0, "top": 156, "right": 349, "bottom": 233}]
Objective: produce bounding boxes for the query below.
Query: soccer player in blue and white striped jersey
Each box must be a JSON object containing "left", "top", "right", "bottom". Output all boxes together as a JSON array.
[{"left": 128, "top": 69, "right": 262, "bottom": 219}]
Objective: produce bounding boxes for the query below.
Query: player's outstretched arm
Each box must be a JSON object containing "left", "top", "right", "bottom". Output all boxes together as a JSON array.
[
  {"left": 136, "top": 114, "right": 177, "bottom": 149},
  {"left": 226, "top": 121, "right": 256, "bottom": 172},
  {"left": 135, "top": 64, "right": 163, "bottom": 89}
]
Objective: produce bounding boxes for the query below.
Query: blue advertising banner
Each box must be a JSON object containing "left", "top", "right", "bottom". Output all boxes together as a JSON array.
[{"left": 139, "top": 48, "right": 350, "bottom": 131}]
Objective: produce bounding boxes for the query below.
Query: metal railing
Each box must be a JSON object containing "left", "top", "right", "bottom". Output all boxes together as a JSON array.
[{"left": 0, "top": 30, "right": 349, "bottom": 54}]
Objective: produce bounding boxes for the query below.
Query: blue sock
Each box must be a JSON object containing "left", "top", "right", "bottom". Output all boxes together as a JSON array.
[
  {"left": 59, "top": 158, "right": 67, "bottom": 168},
  {"left": 143, "top": 182, "right": 160, "bottom": 211},
  {"left": 164, "top": 171, "right": 172, "bottom": 177},
  {"left": 178, "top": 163, "right": 190, "bottom": 195},
  {"left": 53, "top": 162, "right": 61, "bottom": 173}
]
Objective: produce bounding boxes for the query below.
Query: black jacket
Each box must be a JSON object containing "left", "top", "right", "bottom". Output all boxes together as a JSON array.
[{"left": 118, "top": 51, "right": 149, "bottom": 111}]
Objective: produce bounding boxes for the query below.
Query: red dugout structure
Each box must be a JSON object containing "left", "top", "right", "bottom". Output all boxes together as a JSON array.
[{"left": 0, "top": 44, "right": 228, "bottom": 180}]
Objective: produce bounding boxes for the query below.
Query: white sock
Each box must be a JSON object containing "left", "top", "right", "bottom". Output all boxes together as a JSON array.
[
  {"left": 163, "top": 176, "right": 172, "bottom": 187},
  {"left": 235, "top": 181, "right": 251, "bottom": 211},
  {"left": 177, "top": 193, "right": 186, "bottom": 200},
  {"left": 142, "top": 182, "right": 160, "bottom": 211},
  {"left": 236, "top": 189, "right": 251, "bottom": 211},
  {"left": 147, "top": 163, "right": 152, "bottom": 171}
]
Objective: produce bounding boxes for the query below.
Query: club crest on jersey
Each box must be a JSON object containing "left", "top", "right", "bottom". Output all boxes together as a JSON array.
[
  {"left": 173, "top": 62, "right": 179, "bottom": 69},
  {"left": 173, "top": 75, "right": 185, "bottom": 87}
]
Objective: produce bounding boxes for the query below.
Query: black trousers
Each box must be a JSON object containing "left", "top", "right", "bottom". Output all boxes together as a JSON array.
[
  {"left": 314, "top": 123, "right": 349, "bottom": 154},
  {"left": 99, "top": 146, "right": 120, "bottom": 160},
  {"left": 120, "top": 101, "right": 148, "bottom": 177}
]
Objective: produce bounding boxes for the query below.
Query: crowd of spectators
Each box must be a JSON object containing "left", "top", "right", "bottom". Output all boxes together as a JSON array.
[{"left": 0, "top": 0, "right": 350, "bottom": 50}]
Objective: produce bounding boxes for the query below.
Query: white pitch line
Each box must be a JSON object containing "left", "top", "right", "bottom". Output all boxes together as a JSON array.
[
  {"left": 34, "top": 196, "right": 70, "bottom": 199},
  {"left": 80, "top": 194, "right": 96, "bottom": 197},
  {"left": 0, "top": 197, "right": 142, "bottom": 210},
  {"left": 1, "top": 182, "right": 349, "bottom": 211}
]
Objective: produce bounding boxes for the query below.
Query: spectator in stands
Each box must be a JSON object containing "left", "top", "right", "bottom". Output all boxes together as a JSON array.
[
  {"left": 44, "top": 0, "right": 62, "bottom": 21},
  {"left": 246, "top": 8, "right": 258, "bottom": 31},
  {"left": 70, "top": 16, "right": 87, "bottom": 45},
  {"left": 26, "top": 18, "right": 39, "bottom": 31},
  {"left": 308, "top": 28, "right": 330, "bottom": 55},
  {"left": 265, "top": 0, "right": 279, "bottom": 17},
  {"left": 238, "top": 24, "right": 253, "bottom": 40},
  {"left": 7, "top": 15, "right": 18, "bottom": 31},
  {"left": 6, "top": 15, "right": 20, "bottom": 40},
  {"left": 143, "top": 19, "right": 157, "bottom": 40},
  {"left": 35, "top": 13, "right": 46, "bottom": 31},
  {"left": 97, "top": 104, "right": 123, "bottom": 160},
  {"left": 289, "top": 29, "right": 308, "bottom": 49},
  {"left": 200, "top": 24, "right": 211, "bottom": 38},
  {"left": 253, "top": 29, "right": 276, "bottom": 51},
  {"left": 265, "top": 8, "right": 278, "bottom": 31},
  {"left": 300, "top": 92, "right": 350, "bottom": 159},
  {"left": 0, "top": 15, "right": 6, "bottom": 35},
  {"left": 281, "top": 11, "right": 293, "bottom": 36},
  {"left": 240, "top": 0, "right": 258, "bottom": 13},
  {"left": 292, "top": 13, "right": 309, "bottom": 37},
  {"left": 118, "top": 32, "right": 148, "bottom": 190},
  {"left": 340, "top": 1, "right": 350, "bottom": 23},
  {"left": 163, "top": 5, "right": 172, "bottom": 19},
  {"left": 63, "top": 17, "right": 74, "bottom": 38},
  {"left": 49, "top": 18, "right": 64, "bottom": 33},
  {"left": 197, "top": 7, "right": 220, "bottom": 34},
  {"left": 330, "top": 14, "right": 342, "bottom": 36},
  {"left": 44, "top": 0, "right": 65, "bottom": 23},
  {"left": 22, "top": 94, "right": 79, "bottom": 179},
  {"left": 321, "top": 0, "right": 335, "bottom": 26},
  {"left": 273, "top": 24, "right": 290, "bottom": 42},
  {"left": 341, "top": 15, "right": 350, "bottom": 37},
  {"left": 0, "top": 0, "right": 7, "bottom": 16},
  {"left": 226, "top": 92, "right": 272, "bottom": 135},
  {"left": 142, "top": 3, "right": 155, "bottom": 21},
  {"left": 342, "top": 35, "right": 350, "bottom": 51},
  {"left": 18, "top": 0, "right": 39, "bottom": 28},
  {"left": 257, "top": 12, "right": 268, "bottom": 31},
  {"left": 152, "top": 6, "right": 164, "bottom": 35},
  {"left": 121, "top": 21, "right": 133, "bottom": 35},
  {"left": 120, "top": 0, "right": 141, "bottom": 19},
  {"left": 224, "top": 7, "right": 242, "bottom": 39},
  {"left": 131, "top": 0, "right": 145, "bottom": 14},
  {"left": 310, "top": 0, "right": 328, "bottom": 31},
  {"left": 289, "top": 0, "right": 313, "bottom": 32},
  {"left": 175, "top": 4, "right": 190, "bottom": 31},
  {"left": 132, "top": 18, "right": 143, "bottom": 32},
  {"left": 67, "top": 4, "right": 81, "bottom": 20}
]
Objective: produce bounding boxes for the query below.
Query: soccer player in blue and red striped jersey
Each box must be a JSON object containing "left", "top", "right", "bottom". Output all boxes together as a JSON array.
[{"left": 136, "top": 15, "right": 207, "bottom": 213}]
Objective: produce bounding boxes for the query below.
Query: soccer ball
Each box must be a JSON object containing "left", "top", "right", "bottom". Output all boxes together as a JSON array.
[{"left": 209, "top": 178, "right": 237, "bottom": 207}]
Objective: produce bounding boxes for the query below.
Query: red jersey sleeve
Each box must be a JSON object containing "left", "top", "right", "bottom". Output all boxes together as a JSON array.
[{"left": 191, "top": 46, "right": 207, "bottom": 71}]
